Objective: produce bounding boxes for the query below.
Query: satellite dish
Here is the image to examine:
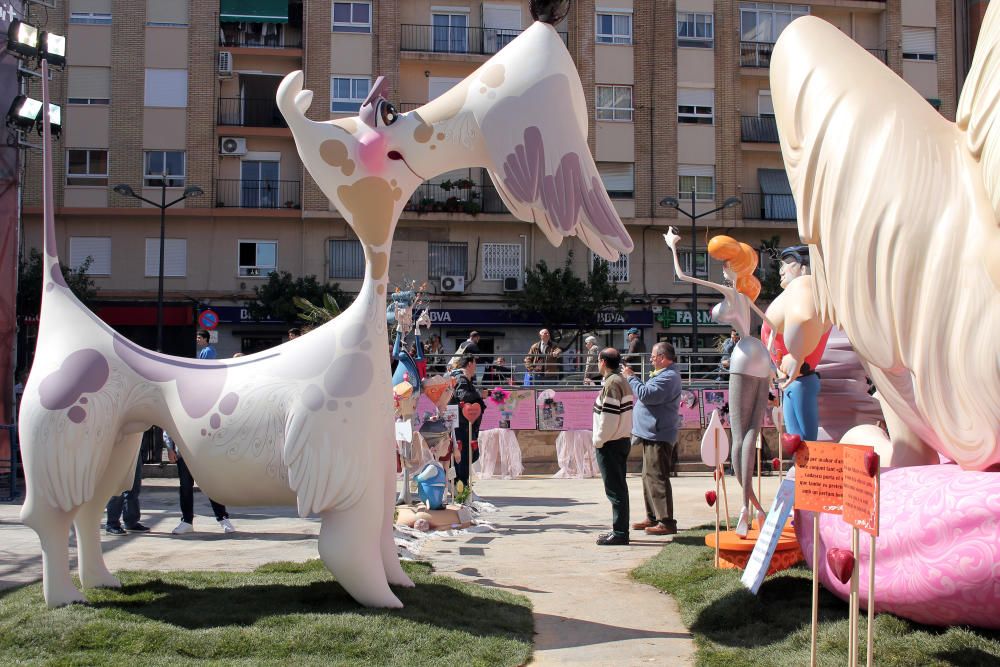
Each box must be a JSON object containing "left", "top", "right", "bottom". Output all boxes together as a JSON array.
[{"left": 700, "top": 409, "right": 730, "bottom": 467}]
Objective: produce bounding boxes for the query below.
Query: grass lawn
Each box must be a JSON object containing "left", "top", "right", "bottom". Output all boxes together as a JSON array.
[
  {"left": 632, "top": 528, "right": 1000, "bottom": 667},
  {"left": 0, "top": 560, "right": 532, "bottom": 666}
]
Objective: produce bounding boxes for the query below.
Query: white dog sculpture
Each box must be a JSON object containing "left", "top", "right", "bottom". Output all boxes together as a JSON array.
[{"left": 20, "top": 3, "right": 631, "bottom": 608}]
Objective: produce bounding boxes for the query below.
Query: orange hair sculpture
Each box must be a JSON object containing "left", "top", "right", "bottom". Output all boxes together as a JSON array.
[{"left": 708, "top": 235, "right": 761, "bottom": 302}]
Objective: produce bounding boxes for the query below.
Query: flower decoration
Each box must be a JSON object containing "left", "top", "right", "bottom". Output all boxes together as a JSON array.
[{"left": 488, "top": 387, "right": 510, "bottom": 405}]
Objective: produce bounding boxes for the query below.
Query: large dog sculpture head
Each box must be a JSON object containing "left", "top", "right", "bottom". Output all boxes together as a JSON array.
[{"left": 277, "top": 16, "right": 633, "bottom": 261}]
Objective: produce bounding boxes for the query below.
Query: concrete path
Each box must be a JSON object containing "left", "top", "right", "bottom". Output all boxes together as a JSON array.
[{"left": 0, "top": 472, "right": 784, "bottom": 666}]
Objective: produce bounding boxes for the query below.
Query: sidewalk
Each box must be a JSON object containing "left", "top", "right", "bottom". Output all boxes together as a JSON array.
[{"left": 0, "top": 473, "right": 783, "bottom": 666}]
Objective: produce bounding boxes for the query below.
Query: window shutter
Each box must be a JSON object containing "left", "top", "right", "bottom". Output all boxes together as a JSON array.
[
  {"left": 145, "top": 239, "right": 186, "bottom": 277},
  {"left": 70, "top": 0, "right": 111, "bottom": 12},
  {"left": 69, "top": 67, "right": 111, "bottom": 99},
  {"left": 902, "top": 27, "right": 935, "bottom": 55},
  {"left": 144, "top": 69, "right": 188, "bottom": 107},
  {"left": 70, "top": 237, "right": 111, "bottom": 275},
  {"left": 678, "top": 164, "right": 715, "bottom": 178},
  {"left": 146, "top": 0, "right": 188, "bottom": 24},
  {"left": 597, "top": 163, "right": 634, "bottom": 192},
  {"left": 677, "top": 88, "right": 714, "bottom": 108},
  {"left": 758, "top": 90, "right": 774, "bottom": 115},
  {"left": 329, "top": 239, "right": 365, "bottom": 279}
]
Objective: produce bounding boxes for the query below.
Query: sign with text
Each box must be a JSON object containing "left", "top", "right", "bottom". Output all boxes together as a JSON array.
[
  {"left": 793, "top": 441, "right": 845, "bottom": 514},
  {"left": 742, "top": 477, "right": 796, "bottom": 594},
  {"left": 480, "top": 388, "right": 537, "bottom": 430},
  {"left": 537, "top": 390, "right": 600, "bottom": 431},
  {"left": 841, "top": 445, "right": 880, "bottom": 536}
]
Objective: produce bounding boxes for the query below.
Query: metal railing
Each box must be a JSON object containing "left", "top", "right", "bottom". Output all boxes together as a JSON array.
[
  {"left": 216, "top": 179, "right": 301, "bottom": 209},
  {"left": 741, "top": 192, "right": 797, "bottom": 221},
  {"left": 740, "top": 115, "right": 780, "bottom": 143},
  {"left": 741, "top": 41, "right": 888, "bottom": 68},
  {"left": 866, "top": 48, "right": 887, "bottom": 63},
  {"left": 218, "top": 98, "right": 287, "bottom": 128},
  {"left": 406, "top": 177, "right": 508, "bottom": 215},
  {"left": 220, "top": 27, "right": 302, "bottom": 49},
  {"left": 401, "top": 24, "right": 567, "bottom": 55}
]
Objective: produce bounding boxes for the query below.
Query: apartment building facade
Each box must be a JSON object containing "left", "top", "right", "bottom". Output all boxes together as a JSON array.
[{"left": 22, "top": 0, "right": 957, "bottom": 359}]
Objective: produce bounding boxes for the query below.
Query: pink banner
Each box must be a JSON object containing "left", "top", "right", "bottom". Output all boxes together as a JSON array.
[
  {"left": 481, "top": 388, "right": 536, "bottom": 430},
  {"left": 702, "top": 389, "right": 731, "bottom": 427},
  {"left": 536, "top": 390, "right": 599, "bottom": 431},
  {"left": 679, "top": 389, "right": 703, "bottom": 429}
]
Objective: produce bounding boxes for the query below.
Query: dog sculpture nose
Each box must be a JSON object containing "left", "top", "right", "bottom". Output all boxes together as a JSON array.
[{"left": 357, "top": 130, "right": 387, "bottom": 174}]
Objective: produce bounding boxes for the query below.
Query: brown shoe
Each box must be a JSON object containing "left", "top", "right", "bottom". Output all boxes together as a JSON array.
[
  {"left": 645, "top": 522, "right": 678, "bottom": 536},
  {"left": 631, "top": 519, "right": 656, "bottom": 530}
]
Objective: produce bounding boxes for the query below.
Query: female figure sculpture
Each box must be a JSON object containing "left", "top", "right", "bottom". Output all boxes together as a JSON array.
[{"left": 665, "top": 229, "right": 772, "bottom": 536}]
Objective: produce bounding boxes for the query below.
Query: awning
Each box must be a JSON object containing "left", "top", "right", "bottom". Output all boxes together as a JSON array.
[
  {"left": 758, "top": 168, "right": 796, "bottom": 221},
  {"left": 220, "top": 0, "right": 288, "bottom": 23}
]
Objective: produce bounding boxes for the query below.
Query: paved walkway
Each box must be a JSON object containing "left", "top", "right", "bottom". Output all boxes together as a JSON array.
[{"left": 0, "top": 473, "right": 783, "bottom": 665}]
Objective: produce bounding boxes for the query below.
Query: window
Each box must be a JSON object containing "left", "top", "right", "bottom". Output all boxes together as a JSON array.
[
  {"left": 68, "top": 66, "right": 111, "bottom": 105},
  {"left": 332, "top": 2, "right": 371, "bottom": 33},
  {"left": 144, "top": 238, "right": 187, "bottom": 277},
  {"left": 329, "top": 239, "right": 366, "bottom": 279},
  {"left": 592, "top": 252, "right": 630, "bottom": 283},
  {"left": 66, "top": 149, "right": 108, "bottom": 186},
  {"left": 675, "top": 250, "right": 708, "bottom": 282},
  {"left": 740, "top": 3, "right": 809, "bottom": 43},
  {"left": 902, "top": 27, "right": 936, "bottom": 61},
  {"left": 678, "top": 165, "right": 715, "bottom": 201},
  {"left": 144, "top": 151, "right": 185, "bottom": 187},
  {"left": 596, "top": 11, "right": 632, "bottom": 45},
  {"left": 678, "top": 88, "right": 714, "bottom": 124},
  {"left": 597, "top": 162, "right": 634, "bottom": 199},
  {"left": 433, "top": 12, "right": 469, "bottom": 53},
  {"left": 331, "top": 76, "right": 370, "bottom": 113},
  {"left": 482, "top": 243, "right": 523, "bottom": 281},
  {"left": 144, "top": 69, "right": 188, "bottom": 107},
  {"left": 241, "top": 160, "right": 280, "bottom": 208},
  {"left": 677, "top": 12, "right": 714, "bottom": 48},
  {"left": 146, "top": 0, "right": 188, "bottom": 26},
  {"left": 758, "top": 90, "right": 774, "bottom": 117},
  {"left": 69, "top": 237, "right": 111, "bottom": 275},
  {"left": 428, "top": 242, "right": 468, "bottom": 280},
  {"left": 238, "top": 241, "right": 277, "bottom": 277},
  {"left": 596, "top": 85, "right": 633, "bottom": 121},
  {"left": 70, "top": 12, "right": 112, "bottom": 25}
]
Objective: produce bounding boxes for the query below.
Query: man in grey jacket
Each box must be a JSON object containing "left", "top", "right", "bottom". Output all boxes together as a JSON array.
[{"left": 622, "top": 341, "right": 681, "bottom": 536}]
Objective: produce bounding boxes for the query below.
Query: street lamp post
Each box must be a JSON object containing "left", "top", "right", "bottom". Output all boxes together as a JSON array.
[
  {"left": 113, "top": 174, "right": 203, "bottom": 352},
  {"left": 659, "top": 191, "right": 741, "bottom": 352}
]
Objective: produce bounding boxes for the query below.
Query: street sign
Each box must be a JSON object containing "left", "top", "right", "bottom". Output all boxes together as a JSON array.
[{"left": 198, "top": 309, "right": 220, "bottom": 330}]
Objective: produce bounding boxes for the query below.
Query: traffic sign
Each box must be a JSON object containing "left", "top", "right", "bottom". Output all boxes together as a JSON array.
[{"left": 198, "top": 309, "right": 219, "bottom": 330}]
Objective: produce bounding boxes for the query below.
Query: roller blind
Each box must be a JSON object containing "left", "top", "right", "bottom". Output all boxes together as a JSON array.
[
  {"left": 145, "top": 239, "right": 187, "bottom": 277},
  {"left": 70, "top": 0, "right": 111, "bottom": 12},
  {"left": 68, "top": 67, "right": 111, "bottom": 99},
  {"left": 597, "top": 162, "right": 634, "bottom": 191},
  {"left": 144, "top": 69, "right": 188, "bottom": 107},
  {"left": 678, "top": 164, "right": 715, "bottom": 178},
  {"left": 902, "top": 27, "right": 935, "bottom": 55},
  {"left": 147, "top": 0, "right": 188, "bottom": 24},
  {"left": 677, "top": 88, "right": 714, "bottom": 107},
  {"left": 70, "top": 237, "right": 111, "bottom": 275}
]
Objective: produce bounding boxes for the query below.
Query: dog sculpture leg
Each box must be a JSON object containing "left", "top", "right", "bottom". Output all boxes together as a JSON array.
[
  {"left": 76, "top": 433, "right": 143, "bottom": 590},
  {"left": 20, "top": 488, "right": 83, "bottom": 606},
  {"left": 380, "top": 444, "right": 414, "bottom": 589},
  {"left": 318, "top": 480, "right": 403, "bottom": 608}
]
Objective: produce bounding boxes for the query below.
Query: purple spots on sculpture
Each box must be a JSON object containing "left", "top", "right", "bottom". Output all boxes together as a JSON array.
[
  {"left": 38, "top": 349, "right": 110, "bottom": 411},
  {"left": 79, "top": 397, "right": 87, "bottom": 404},
  {"left": 541, "top": 153, "right": 585, "bottom": 232},
  {"left": 219, "top": 392, "right": 239, "bottom": 415},
  {"left": 584, "top": 175, "right": 630, "bottom": 245},
  {"left": 302, "top": 384, "right": 324, "bottom": 411},
  {"left": 502, "top": 126, "right": 545, "bottom": 203},
  {"left": 210, "top": 413, "right": 221, "bottom": 429},
  {"left": 323, "top": 353, "right": 373, "bottom": 398},
  {"left": 49, "top": 261, "right": 67, "bottom": 288},
  {"left": 67, "top": 406, "right": 86, "bottom": 423},
  {"left": 343, "top": 323, "right": 368, "bottom": 348},
  {"left": 45, "top": 283, "right": 54, "bottom": 292},
  {"left": 201, "top": 429, "right": 207, "bottom": 436}
]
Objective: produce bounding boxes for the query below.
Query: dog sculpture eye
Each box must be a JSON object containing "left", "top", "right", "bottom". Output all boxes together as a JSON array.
[{"left": 378, "top": 100, "right": 399, "bottom": 127}]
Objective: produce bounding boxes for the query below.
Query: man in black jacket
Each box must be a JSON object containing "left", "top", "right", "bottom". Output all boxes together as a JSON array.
[{"left": 450, "top": 355, "right": 485, "bottom": 489}]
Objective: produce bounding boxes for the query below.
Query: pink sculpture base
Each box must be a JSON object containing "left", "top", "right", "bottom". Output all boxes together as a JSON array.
[{"left": 796, "top": 465, "right": 1000, "bottom": 629}]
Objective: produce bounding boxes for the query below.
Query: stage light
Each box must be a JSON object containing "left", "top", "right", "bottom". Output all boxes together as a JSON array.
[
  {"left": 43, "top": 103, "right": 62, "bottom": 137},
  {"left": 40, "top": 31, "right": 66, "bottom": 67},
  {"left": 7, "top": 19, "right": 39, "bottom": 58},
  {"left": 7, "top": 95, "right": 41, "bottom": 130}
]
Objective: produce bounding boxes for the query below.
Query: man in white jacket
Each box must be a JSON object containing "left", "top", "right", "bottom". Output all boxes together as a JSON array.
[{"left": 592, "top": 348, "right": 634, "bottom": 545}]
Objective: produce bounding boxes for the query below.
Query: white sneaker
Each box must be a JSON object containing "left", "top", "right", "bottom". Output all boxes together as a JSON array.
[
  {"left": 218, "top": 518, "right": 235, "bottom": 533},
  {"left": 172, "top": 521, "right": 193, "bottom": 535},
  {"left": 736, "top": 508, "right": 749, "bottom": 538}
]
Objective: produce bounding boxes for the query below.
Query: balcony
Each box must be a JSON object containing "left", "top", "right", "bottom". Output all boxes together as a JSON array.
[
  {"left": 400, "top": 24, "right": 567, "bottom": 56},
  {"left": 741, "top": 193, "right": 797, "bottom": 222},
  {"left": 218, "top": 98, "right": 286, "bottom": 128},
  {"left": 741, "top": 41, "right": 888, "bottom": 68},
  {"left": 216, "top": 179, "right": 300, "bottom": 209},
  {"left": 741, "top": 116, "right": 779, "bottom": 143},
  {"left": 405, "top": 176, "right": 508, "bottom": 215},
  {"left": 220, "top": 26, "right": 302, "bottom": 49}
]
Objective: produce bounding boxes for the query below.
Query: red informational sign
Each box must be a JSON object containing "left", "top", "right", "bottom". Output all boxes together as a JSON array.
[
  {"left": 198, "top": 309, "right": 220, "bottom": 330},
  {"left": 793, "top": 441, "right": 845, "bottom": 514},
  {"left": 841, "top": 445, "right": 880, "bottom": 536}
]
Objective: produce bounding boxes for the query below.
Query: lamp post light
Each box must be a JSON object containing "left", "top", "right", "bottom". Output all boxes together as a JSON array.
[
  {"left": 113, "top": 176, "right": 203, "bottom": 352},
  {"left": 659, "top": 191, "right": 741, "bottom": 352}
]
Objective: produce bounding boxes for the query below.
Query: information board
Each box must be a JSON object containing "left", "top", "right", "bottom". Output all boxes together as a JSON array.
[
  {"left": 537, "top": 390, "right": 599, "bottom": 431},
  {"left": 793, "top": 441, "right": 845, "bottom": 514},
  {"left": 480, "top": 388, "right": 537, "bottom": 430},
  {"left": 841, "top": 445, "right": 879, "bottom": 536}
]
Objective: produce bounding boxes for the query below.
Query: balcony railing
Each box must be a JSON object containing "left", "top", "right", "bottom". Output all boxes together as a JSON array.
[
  {"left": 741, "top": 192, "right": 797, "bottom": 221},
  {"left": 218, "top": 98, "right": 286, "bottom": 128},
  {"left": 216, "top": 179, "right": 301, "bottom": 209},
  {"left": 741, "top": 116, "right": 780, "bottom": 143},
  {"left": 742, "top": 41, "right": 888, "bottom": 68},
  {"left": 406, "top": 176, "right": 508, "bottom": 215},
  {"left": 219, "top": 24, "right": 302, "bottom": 48},
  {"left": 401, "top": 24, "right": 567, "bottom": 55}
]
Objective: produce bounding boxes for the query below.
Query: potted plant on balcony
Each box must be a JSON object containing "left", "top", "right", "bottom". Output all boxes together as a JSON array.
[
  {"left": 284, "top": 200, "right": 296, "bottom": 208},
  {"left": 453, "top": 178, "right": 475, "bottom": 190}
]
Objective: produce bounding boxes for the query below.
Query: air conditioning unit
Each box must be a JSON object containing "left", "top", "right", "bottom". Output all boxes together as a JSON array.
[
  {"left": 440, "top": 275, "right": 465, "bottom": 293},
  {"left": 502, "top": 276, "right": 522, "bottom": 292},
  {"left": 219, "top": 136, "right": 247, "bottom": 156},
  {"left": 218, "top": 51, "right": 233, "bottom": 77}
]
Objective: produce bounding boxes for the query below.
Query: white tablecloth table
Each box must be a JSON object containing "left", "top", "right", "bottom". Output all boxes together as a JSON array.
[
  {"left": 474, "top": 428, "right": 524, "bottom": 480},
  {"left": 553, "top": 430, "right": 600, "bottom": 478}
]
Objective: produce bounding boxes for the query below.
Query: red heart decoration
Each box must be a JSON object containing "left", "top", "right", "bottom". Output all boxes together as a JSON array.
[
  {"left": 781, "top": 433, "right": 803, "bottom": 457},
  {"left": 705, "top": 490, "right": 717, "bottom": 507},
  {"left": 827, "top": 548, "right": 855, "bottom": 585},
  {"left": 864, "top": 451, "right": 879, "bottom": 477},
  {"left": 461, "top": 402, "right": 482, "bottom": 421},
  {"left": 771, "top": 457, "right": 781, "bottom": 471}
]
